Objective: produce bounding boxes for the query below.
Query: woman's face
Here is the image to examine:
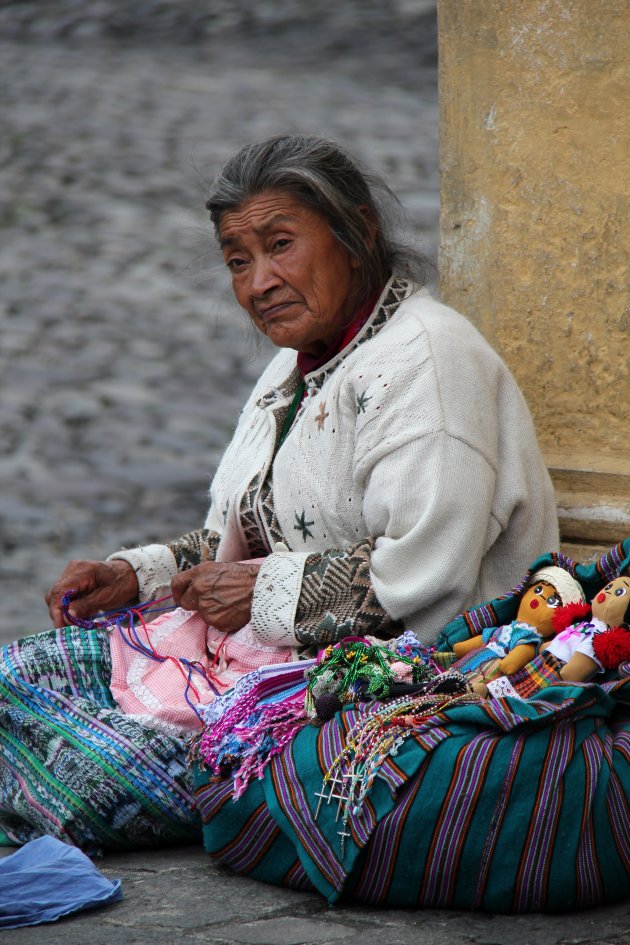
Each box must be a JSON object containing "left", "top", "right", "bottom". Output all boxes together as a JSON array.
[{"left": 219, "top": 191, "right": 359, "bottom": 355}]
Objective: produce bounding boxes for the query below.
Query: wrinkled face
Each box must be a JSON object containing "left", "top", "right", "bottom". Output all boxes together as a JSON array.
[
  {"left": 592, "top": 576, "right": 630, "bottom": 627},
  {"left": 516, "top": 580, "right": 562, "bottom": 638},
  {"left": 219, "top": 191, "right": 359, "bottom": 356}
]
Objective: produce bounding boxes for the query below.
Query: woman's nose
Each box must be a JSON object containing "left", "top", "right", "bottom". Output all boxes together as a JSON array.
[{"left": 250, "top": 256, "right": 282, "bottom": 295}]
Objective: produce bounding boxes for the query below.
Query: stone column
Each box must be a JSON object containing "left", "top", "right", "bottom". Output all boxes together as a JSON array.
[{"left": 437, "top": 0, "right": 630, "bottom": 550}]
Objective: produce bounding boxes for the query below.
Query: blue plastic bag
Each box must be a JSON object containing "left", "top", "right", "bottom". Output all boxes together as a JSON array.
[{"left": 0, "top": 835, "right": 123, "bottom": 928}]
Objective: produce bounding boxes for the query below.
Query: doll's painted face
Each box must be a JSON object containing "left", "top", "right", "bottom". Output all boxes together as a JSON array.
[
  {"left": 516, "top": 581, "right": 562, "bottom": 638},
  {"left": 592, "top": 576, "right": 630, "bottom": 627}
]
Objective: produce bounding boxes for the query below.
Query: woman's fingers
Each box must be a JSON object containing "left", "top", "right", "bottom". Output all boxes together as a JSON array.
[
  {"left": 171, "top": 570, "right": 195, "bottom": 609},
  {"left": 171, "top": 562, "right": 261, "bottom": 632},
  {"left": 45, "top": 562, "right": 96, "bottom": 627},
  {"left": 45, "top": 559, "right": 138, "bottom": 627}
]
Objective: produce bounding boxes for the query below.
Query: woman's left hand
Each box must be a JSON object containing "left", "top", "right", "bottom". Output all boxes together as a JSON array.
[{"left": 170, "top": 561, "right": 261, "bottom": 632}]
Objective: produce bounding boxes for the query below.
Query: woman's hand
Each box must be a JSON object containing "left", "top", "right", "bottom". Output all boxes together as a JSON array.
[
  {"left": 171, "top": 561, "right": 261, "bottom": 632},
  {"left": 46, "top": 559, "right": 139, "bottom": 628}
]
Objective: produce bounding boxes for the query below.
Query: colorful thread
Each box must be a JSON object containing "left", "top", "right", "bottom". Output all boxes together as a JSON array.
[{"left": 61, "top": 590, "right": 224, "bottom": 724}]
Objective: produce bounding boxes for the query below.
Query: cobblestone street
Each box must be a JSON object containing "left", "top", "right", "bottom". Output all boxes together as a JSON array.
[{"left": 1, "top": 1, "right": 439, "bottom": 642}]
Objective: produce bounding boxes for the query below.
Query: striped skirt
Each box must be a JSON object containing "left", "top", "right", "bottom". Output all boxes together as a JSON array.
[
  {"left": 194, "top": 674, "right": 630, "bottom": 911},
  {"left": 0, "top": 626, "right": 200, "bottom": 852}
]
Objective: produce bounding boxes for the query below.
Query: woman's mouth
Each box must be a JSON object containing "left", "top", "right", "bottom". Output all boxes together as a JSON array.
[{"left": 257, "top": 300, "right": 300, "bottom": 323}]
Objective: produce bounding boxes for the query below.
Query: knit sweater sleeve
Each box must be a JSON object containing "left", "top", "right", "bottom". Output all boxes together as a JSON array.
[
  {"left": 107, "top": 527, "right": 221, "bottom": 601},
  {"left": 285, "top": 539, "right": 404, "bottom": 645},
  {"left": 167, "top": 528, "right": 222, "bottom": 570}
]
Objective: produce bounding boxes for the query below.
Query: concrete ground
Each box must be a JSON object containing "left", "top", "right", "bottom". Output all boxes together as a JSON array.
[
  {"left": 1, "top": 843, "right": 629, "bottom": 944},
  {"left": 0, "top": 3, "right": 628, "bottom": 942}
]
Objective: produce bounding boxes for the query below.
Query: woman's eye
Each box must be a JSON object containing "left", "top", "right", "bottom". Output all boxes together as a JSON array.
[
  {"left": 546, "top": 595, "right": 560, "bottom": 607},
  {"left": 227, "top": 257, "right": 247, "bottom": 271}
]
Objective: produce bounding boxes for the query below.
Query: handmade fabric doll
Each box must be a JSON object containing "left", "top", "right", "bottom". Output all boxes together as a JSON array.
[
  {"left": 450, "top": 566, "right": 586, "bottom": 687},
  {"left": 542, "top": 573, "right": 630, "bottom": 680},
  {"left": 486, "top": 574, "right": 630, "bottom": 699}
]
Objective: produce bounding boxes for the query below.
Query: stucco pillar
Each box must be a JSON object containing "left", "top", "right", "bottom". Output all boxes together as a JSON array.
[{"left": 437, "top": 0, "right": 630, "bottom": 548}]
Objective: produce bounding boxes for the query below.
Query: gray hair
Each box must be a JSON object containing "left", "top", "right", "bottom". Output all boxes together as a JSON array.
[{"left": 206, "top": 134, "right": 433, "bottom": 306}]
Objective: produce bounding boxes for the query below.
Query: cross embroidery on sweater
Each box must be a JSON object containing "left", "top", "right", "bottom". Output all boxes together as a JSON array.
[
  {"left": 294, "top": 510, "right": 315, "bottom": 541},
  {"left": 315, "top": 402, "right": 329, "bottom": 431}
]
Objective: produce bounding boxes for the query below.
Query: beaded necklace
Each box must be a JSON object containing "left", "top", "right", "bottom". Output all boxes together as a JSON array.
[{"left": 314, "top": 674, "right": 473, "bottom": 859}]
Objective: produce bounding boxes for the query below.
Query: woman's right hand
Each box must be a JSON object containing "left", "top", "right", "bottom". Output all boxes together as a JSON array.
[{"left": 45, "top": 559, "right": 139, "bottom": 628}]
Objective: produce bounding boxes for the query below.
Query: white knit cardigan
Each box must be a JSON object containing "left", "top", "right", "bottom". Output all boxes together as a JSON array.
[{"left": 110, "top": 278, "right": 559, "bottom": 646}]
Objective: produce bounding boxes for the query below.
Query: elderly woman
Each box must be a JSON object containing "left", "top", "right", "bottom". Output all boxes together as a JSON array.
[{"left": 0, "top": 134, "right": 558, "bottom": 851}]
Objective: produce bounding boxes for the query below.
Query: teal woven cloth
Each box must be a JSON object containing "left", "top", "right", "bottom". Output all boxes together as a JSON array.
[
  {"left": 194, "top": 540, "right": 630, "bottom": 912},
  {"left": 194, "top": 674, "right": 630, "bottom": 911}
]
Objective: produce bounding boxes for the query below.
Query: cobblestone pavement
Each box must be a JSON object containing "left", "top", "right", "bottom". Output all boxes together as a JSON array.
[
  {"left": 0, "top": 844, "right": 628, "bottom": 945},
  {"left": 0, "top": 1, "right": 439, "bottom": 642},
  {"left": 1, "top": 4, "right": 629, "bottom": 942}
]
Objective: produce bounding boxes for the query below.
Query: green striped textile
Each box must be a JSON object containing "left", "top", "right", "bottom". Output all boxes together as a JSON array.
[{"left": 0, "top": 625, "right": 200, "bottom": 851}]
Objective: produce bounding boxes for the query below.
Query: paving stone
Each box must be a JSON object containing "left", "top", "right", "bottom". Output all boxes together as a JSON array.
[
  {"left": 211, "top": 916, "right": 353, "bottom": 944},
  {"left": 0, "top": 3, "right": 439, "bottom": 643}
]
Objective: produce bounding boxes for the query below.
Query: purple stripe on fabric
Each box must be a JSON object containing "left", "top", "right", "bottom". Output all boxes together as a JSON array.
[
  {"left": 354, "top": 757, "right": 427, "bottom": 903},
  {"left": 612, "top": 727, "right": 630, "bottom": 764},
  {"left": 319, "top": 711, "right": 352, "bottom": 772},
  {"left": 481, "top": 698, "right": 519, "bottom": 731},
  {"left": 550, "top": 552, "right": 578, "bottom": 576},
  {"left": 314, "top": 706, "right": 382, "bottom": 848},
  {"left": 596, "top": 543, "right": 625, "bottom": 583},
  {"left": 473, "top": 734, "right": 525, "bottom": 908},
  {"left": 606, "top": 764, "right": 630, "bottom": 870},
  {"left": 602, "top": 676, "right": 630, "bottom": 703},
  {"left": 378, "top": 755, "right": 407, "bottom": 793},
  {"left": 467, "top": 604, "right": 497, "bottom": 634},
  {"left": 57, "top": 630, "right": 89, "bottom": 698},
  {"left": 271, "top": 746, "right": 346, "bottom": 891},
  {"left": 422, "top": 733, "right": 496, "bottom": 905},
  {"left": 220, "top": 804, "right": 279, "bottom": 871},
  {"left": 350, "top": 795, "right": 378, "bottom": 847},
  {"left": 195, "top": 777, "right": 236, "bottom": 823},
  {"left": 603, "top": 724, "right": 630, "bottom": 870},
  {"left": 285, "top": 859, "right": 315, "bottom": 891},
  {"left": 413, "top": 724, "right": 452, "bottom": 753},
  {"left": 578, "top": 733, "right": 604, "bottom": 905},
  {"left": 515, "top": 722, "right": 573, "bottom": 912}
]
